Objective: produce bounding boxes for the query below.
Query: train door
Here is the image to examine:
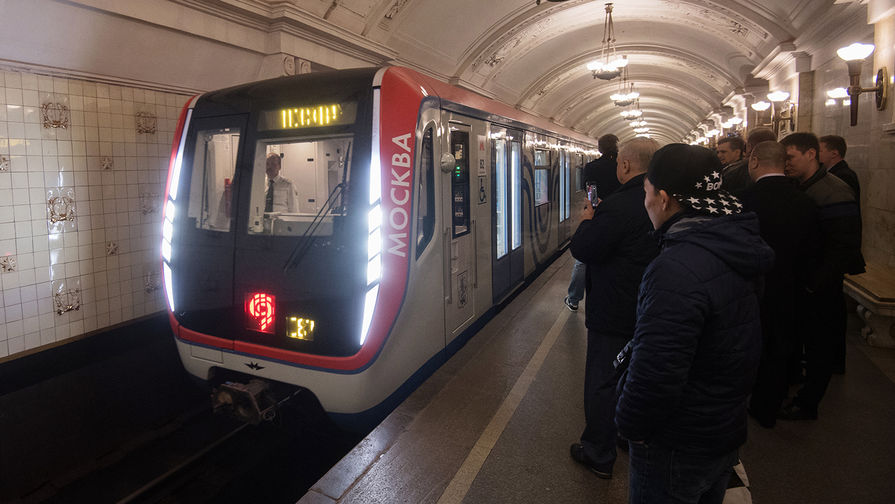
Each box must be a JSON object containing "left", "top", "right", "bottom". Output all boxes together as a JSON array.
[
  {"left": 491, "top": 128, "right": 524, "bottom": 303},
  {"left": 442, "top": 120, "right": 477, "bottom": 339}
]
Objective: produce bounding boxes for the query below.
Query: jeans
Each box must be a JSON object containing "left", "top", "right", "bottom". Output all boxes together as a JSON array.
[
  {"left": 628, "top": 443, "right": 737, "bottom": 504},
  {"left": 580, "top": 330, "right": 628, "bottom": 472},
  {"left": 568, "top": 259, "right": 586, "bottom": 304}
]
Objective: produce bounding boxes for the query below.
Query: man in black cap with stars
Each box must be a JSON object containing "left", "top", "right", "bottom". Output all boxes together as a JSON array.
[{"left": 615, "top": 144, "right": 774, "bottom": 504}]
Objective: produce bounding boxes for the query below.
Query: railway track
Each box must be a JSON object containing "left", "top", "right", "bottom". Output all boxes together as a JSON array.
[{"left": 29, "top": 392, "right": 359, "bottom": 504}]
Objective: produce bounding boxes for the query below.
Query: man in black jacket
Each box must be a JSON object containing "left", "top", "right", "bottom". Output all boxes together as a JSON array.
[
  {"left": 583, "top": 134, "right": 622, "bottom": 196},
  {"left": 779, "top": 133, "right": 865, "bottom": 420},
  {"left": 739, "top": 141, "right": 821, "bottom": 428},
  {"left": 616, "top": 144, "right": 773, "bottom": 504},
  {"left": 568, "top": 137, "right": 659, "bottom": 479},
  {"left": 819, "top": 135, "right": 860, "bottom": 201},
  {"left": 565, "top": 134, "right": 621, "bottom": 311},
  {"left": 818, "top": 134, "right": 862, "bottom": 374}
]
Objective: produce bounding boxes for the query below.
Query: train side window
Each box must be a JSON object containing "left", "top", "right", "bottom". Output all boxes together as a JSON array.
[
  {"left": 187, "top": 127, "right": 241, "bottom": 232},
  {"left": 534, "top": 148, "right": 550, "bottom": 207},
  {"left": 416, "top": 127, "right": 435, "bottom": 257}
]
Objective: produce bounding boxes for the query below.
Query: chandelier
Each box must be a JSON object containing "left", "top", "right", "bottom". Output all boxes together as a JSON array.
[
  {"left": 586, "top": 3, "right": 627, "bottom": 80},
  {"left": 610, "top": 66, "right": 639, "bottom": 106}
]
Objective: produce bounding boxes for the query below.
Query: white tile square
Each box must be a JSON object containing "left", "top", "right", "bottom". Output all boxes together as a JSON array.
[
  {"left": 5, "top": 303, "right": 22, "bottom": 322},
  {"left": 20, "top": 73, "right": 37, "bottom": 91},
  {"left": 7, "top": 320, "right": 24, "bottom": 339},
  {"left": 5, "top": 88, "right": 23, "bottom": 106},
  {"left": 7, "top": 335, "right": 24, "bottom": 354},
  {"left": 23, "top": 314, "right": 38, "bottom": 332}
]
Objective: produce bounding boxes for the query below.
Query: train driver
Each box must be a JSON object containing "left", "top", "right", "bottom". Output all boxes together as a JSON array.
[{"left": 264, "top": 153, "right": 297, "bottom": 213}]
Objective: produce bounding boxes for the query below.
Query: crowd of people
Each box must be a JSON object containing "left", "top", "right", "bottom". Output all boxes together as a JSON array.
[{"left": 566, "top": 129, "right": 865, "bottom": 503}]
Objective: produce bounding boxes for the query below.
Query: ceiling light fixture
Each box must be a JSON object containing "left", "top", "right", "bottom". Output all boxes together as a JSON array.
[{"left": 587, "top": 3, "right": 626, "bottom": 80}]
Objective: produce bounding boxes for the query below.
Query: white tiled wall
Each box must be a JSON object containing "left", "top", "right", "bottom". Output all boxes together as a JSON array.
[{"left": 0, "top": 68, "right": 190, "bottom": 358}]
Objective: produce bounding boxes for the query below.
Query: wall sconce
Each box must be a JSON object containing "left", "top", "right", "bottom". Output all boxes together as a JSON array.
[
  {"left": 837, "top": 42, "right": 888, "bottom": 126},
  {"left": 767, "top": 91, "right": 795, "bottom": 135}
]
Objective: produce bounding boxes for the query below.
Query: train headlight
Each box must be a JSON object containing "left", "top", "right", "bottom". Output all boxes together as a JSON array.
[
  {"left": 361, "top": 88, "right": 383, "bottom": 346},
  {"left": 163, "top": 263, "right": 174, "bottom": 311},
  {"left": 161, "top": 105, "right": 193, "bottom": 313}
]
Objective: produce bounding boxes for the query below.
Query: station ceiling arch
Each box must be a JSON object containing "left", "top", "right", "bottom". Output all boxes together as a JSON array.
[{"left": 114, "top": 0, "right": 871, "bottom": 143}]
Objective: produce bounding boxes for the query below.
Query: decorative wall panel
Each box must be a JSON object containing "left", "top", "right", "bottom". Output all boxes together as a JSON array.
[{"left": 0, "top": 67, "right": 190, "bottom": 356}]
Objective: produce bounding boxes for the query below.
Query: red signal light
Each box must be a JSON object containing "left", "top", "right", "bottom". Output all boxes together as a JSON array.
[{"left": 246, "top": 292, "right": 275, "bottom": 334}]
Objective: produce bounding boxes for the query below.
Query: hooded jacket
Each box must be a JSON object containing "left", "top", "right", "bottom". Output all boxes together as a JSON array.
[{"left": 616, "top": 211, "right": 774, "bottom": 455}]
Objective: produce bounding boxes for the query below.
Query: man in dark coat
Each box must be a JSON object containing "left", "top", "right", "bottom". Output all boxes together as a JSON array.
[
  {"left": 722, "top": 128, "right": 777, "bottom": 194},
  {"left": 616, "top": 144, "right": 774, "bottom": 503},
  {"left": 819, "top": 135, "right": 860, "bottom": 201},
  {"left": 738, "top": 141, "right": 821, "bottom": 428},
  {"left": 779, "top": 133, "right": 864, "bottom": 420},
  {"left": 583, "top": 134, "right": 621, "bottom": 196},
  {"left": 818, "top": 134, "right": 862, "bottom": 374},
  {"left": 568, "top": 137, "right": 660, "bottom": 479},
  {"left": 565, "top": 133, "right": 621, "bottom": 311}
]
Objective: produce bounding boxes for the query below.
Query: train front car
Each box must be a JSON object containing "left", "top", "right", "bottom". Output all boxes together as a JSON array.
[{"left": 162, "top": 68, "right": 427, "bottom": 426}]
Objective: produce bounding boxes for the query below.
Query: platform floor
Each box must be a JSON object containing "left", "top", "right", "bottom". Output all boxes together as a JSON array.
[{"left": 300, "top": 251, "right": 895, "bottom": 504}]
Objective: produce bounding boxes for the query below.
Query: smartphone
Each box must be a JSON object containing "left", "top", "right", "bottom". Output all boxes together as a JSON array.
[{"left": 586, "top": 183, "right": 598, "bottom": 207}]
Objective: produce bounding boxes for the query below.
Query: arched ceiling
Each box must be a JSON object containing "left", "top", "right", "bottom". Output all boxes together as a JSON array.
[{"left": 110, "top": 0, "right": 869, "bottom": 144}]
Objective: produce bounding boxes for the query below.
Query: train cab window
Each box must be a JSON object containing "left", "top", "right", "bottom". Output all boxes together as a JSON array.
[
  {"left": 416, "top": 127, "right": 435, "bottom": 257},
  {"left": 534, "top": 149, "right": 550, "bottom": 207},
  {"left": 247, "top": 136, "right": 352, "bottom": 237},
  {"left": 187, "top": 127, "right": 241, "bottom": 232}
]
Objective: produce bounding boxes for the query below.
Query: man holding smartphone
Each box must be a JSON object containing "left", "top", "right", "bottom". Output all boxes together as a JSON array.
[
  {"left": 565, "top": 135, "right": 621, "bottom": 311},
  {"left": 568, "top": 137, "right": 660, "bottom": 478}
]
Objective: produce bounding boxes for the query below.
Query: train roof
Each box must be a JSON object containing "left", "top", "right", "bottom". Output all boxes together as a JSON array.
[
  {"left": 192, "top": 66, "right": 596, "bottom": 147},
  {"left": 382, "top": 66, "right": 596, "bottom": 146}
]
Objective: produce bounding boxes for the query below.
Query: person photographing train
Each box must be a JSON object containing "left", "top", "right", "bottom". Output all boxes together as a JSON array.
[
  {"left": 265, "top": 153, "right": 297, "bottom": 213},
  {"left": 567, "top": 137, "right": 660, "bottom": 479}
]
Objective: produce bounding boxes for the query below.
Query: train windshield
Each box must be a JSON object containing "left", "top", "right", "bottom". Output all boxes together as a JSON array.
[{"left": 247, "top": 135, "right": 352, "bottom": 237}]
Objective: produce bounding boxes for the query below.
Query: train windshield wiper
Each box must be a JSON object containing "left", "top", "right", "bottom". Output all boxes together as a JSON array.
[{"left": 283, "top": 141, "right": 351, "bottom": 272}]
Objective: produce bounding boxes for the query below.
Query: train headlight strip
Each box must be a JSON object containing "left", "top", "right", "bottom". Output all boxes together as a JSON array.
[
  {"left": 362, "top": 89, "right": 383, "bottom": 346},
  {"left": 162, "top": 108, "right": 193, "bottom": 312},
  {"left": 168, "top": 109, "right": 192, "bottom": 201}
]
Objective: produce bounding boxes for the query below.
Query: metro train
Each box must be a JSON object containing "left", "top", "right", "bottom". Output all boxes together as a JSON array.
[{"left": 161, "top": 66, "right": 599, "bottom": 428}]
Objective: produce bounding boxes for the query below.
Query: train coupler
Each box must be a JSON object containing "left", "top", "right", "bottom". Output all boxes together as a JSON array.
[{"left": 212, "top": 379, "right": 277, "bottom": 424}]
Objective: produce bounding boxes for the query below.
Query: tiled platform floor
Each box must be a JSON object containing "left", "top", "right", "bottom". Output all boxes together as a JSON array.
[{"left": 300, "top": 251, "right": 895, "bottom": 504}]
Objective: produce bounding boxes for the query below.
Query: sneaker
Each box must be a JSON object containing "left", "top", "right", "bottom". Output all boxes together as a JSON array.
[
  {"left": 777, "top": 399, "right": 817, "bottom": 421},
  {"left": 569, "top": 443, "right": 612, "bottom": 479},
  {"left": 564, "top": 296, "right": 579, "bottom": 312}
]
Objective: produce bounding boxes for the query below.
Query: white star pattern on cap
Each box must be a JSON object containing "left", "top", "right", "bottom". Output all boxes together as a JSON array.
[
  {"left": 704, "top": 175, "right": 711, "bottom": 183},
  {"left": 688, "top": 197, "right": 700, "bottom": 205},
  {"left": 705, "top": 198, "right": 716, "bottom": 205},
  {"left": 721, "top": 199, "right": 730, "bottom": 206},
  {"left": 734, "top": 201, "right": 743, "bottom": 209},
  {"left": 712, "top": 171, "right": 720, "bottom": 179},
  {"left": 695, "top": 182, "right": 703, "bottom": 189},
  {"left": 707, "top": 205, "right": 718, "bottom": 213},
  {"left": 723, "top": 208, "right": 733, "bottom": 215}
]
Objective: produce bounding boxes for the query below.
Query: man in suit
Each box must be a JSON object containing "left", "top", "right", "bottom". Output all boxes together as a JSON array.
[
  {"left": 738, "top": 141, "right": 821, "bottom": 427},
  {"left": 722, "top": 128, "right": 777, "bottom": 194}
]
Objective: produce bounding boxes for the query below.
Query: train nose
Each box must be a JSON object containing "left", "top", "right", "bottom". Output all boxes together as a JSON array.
[{"left": 212, "top": 379, "right": 276, "bottom": 424}]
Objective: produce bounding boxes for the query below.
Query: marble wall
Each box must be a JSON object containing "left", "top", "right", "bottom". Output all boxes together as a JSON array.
[{"left": 0, "top": 67, "right": 190, "bottom": 358}]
